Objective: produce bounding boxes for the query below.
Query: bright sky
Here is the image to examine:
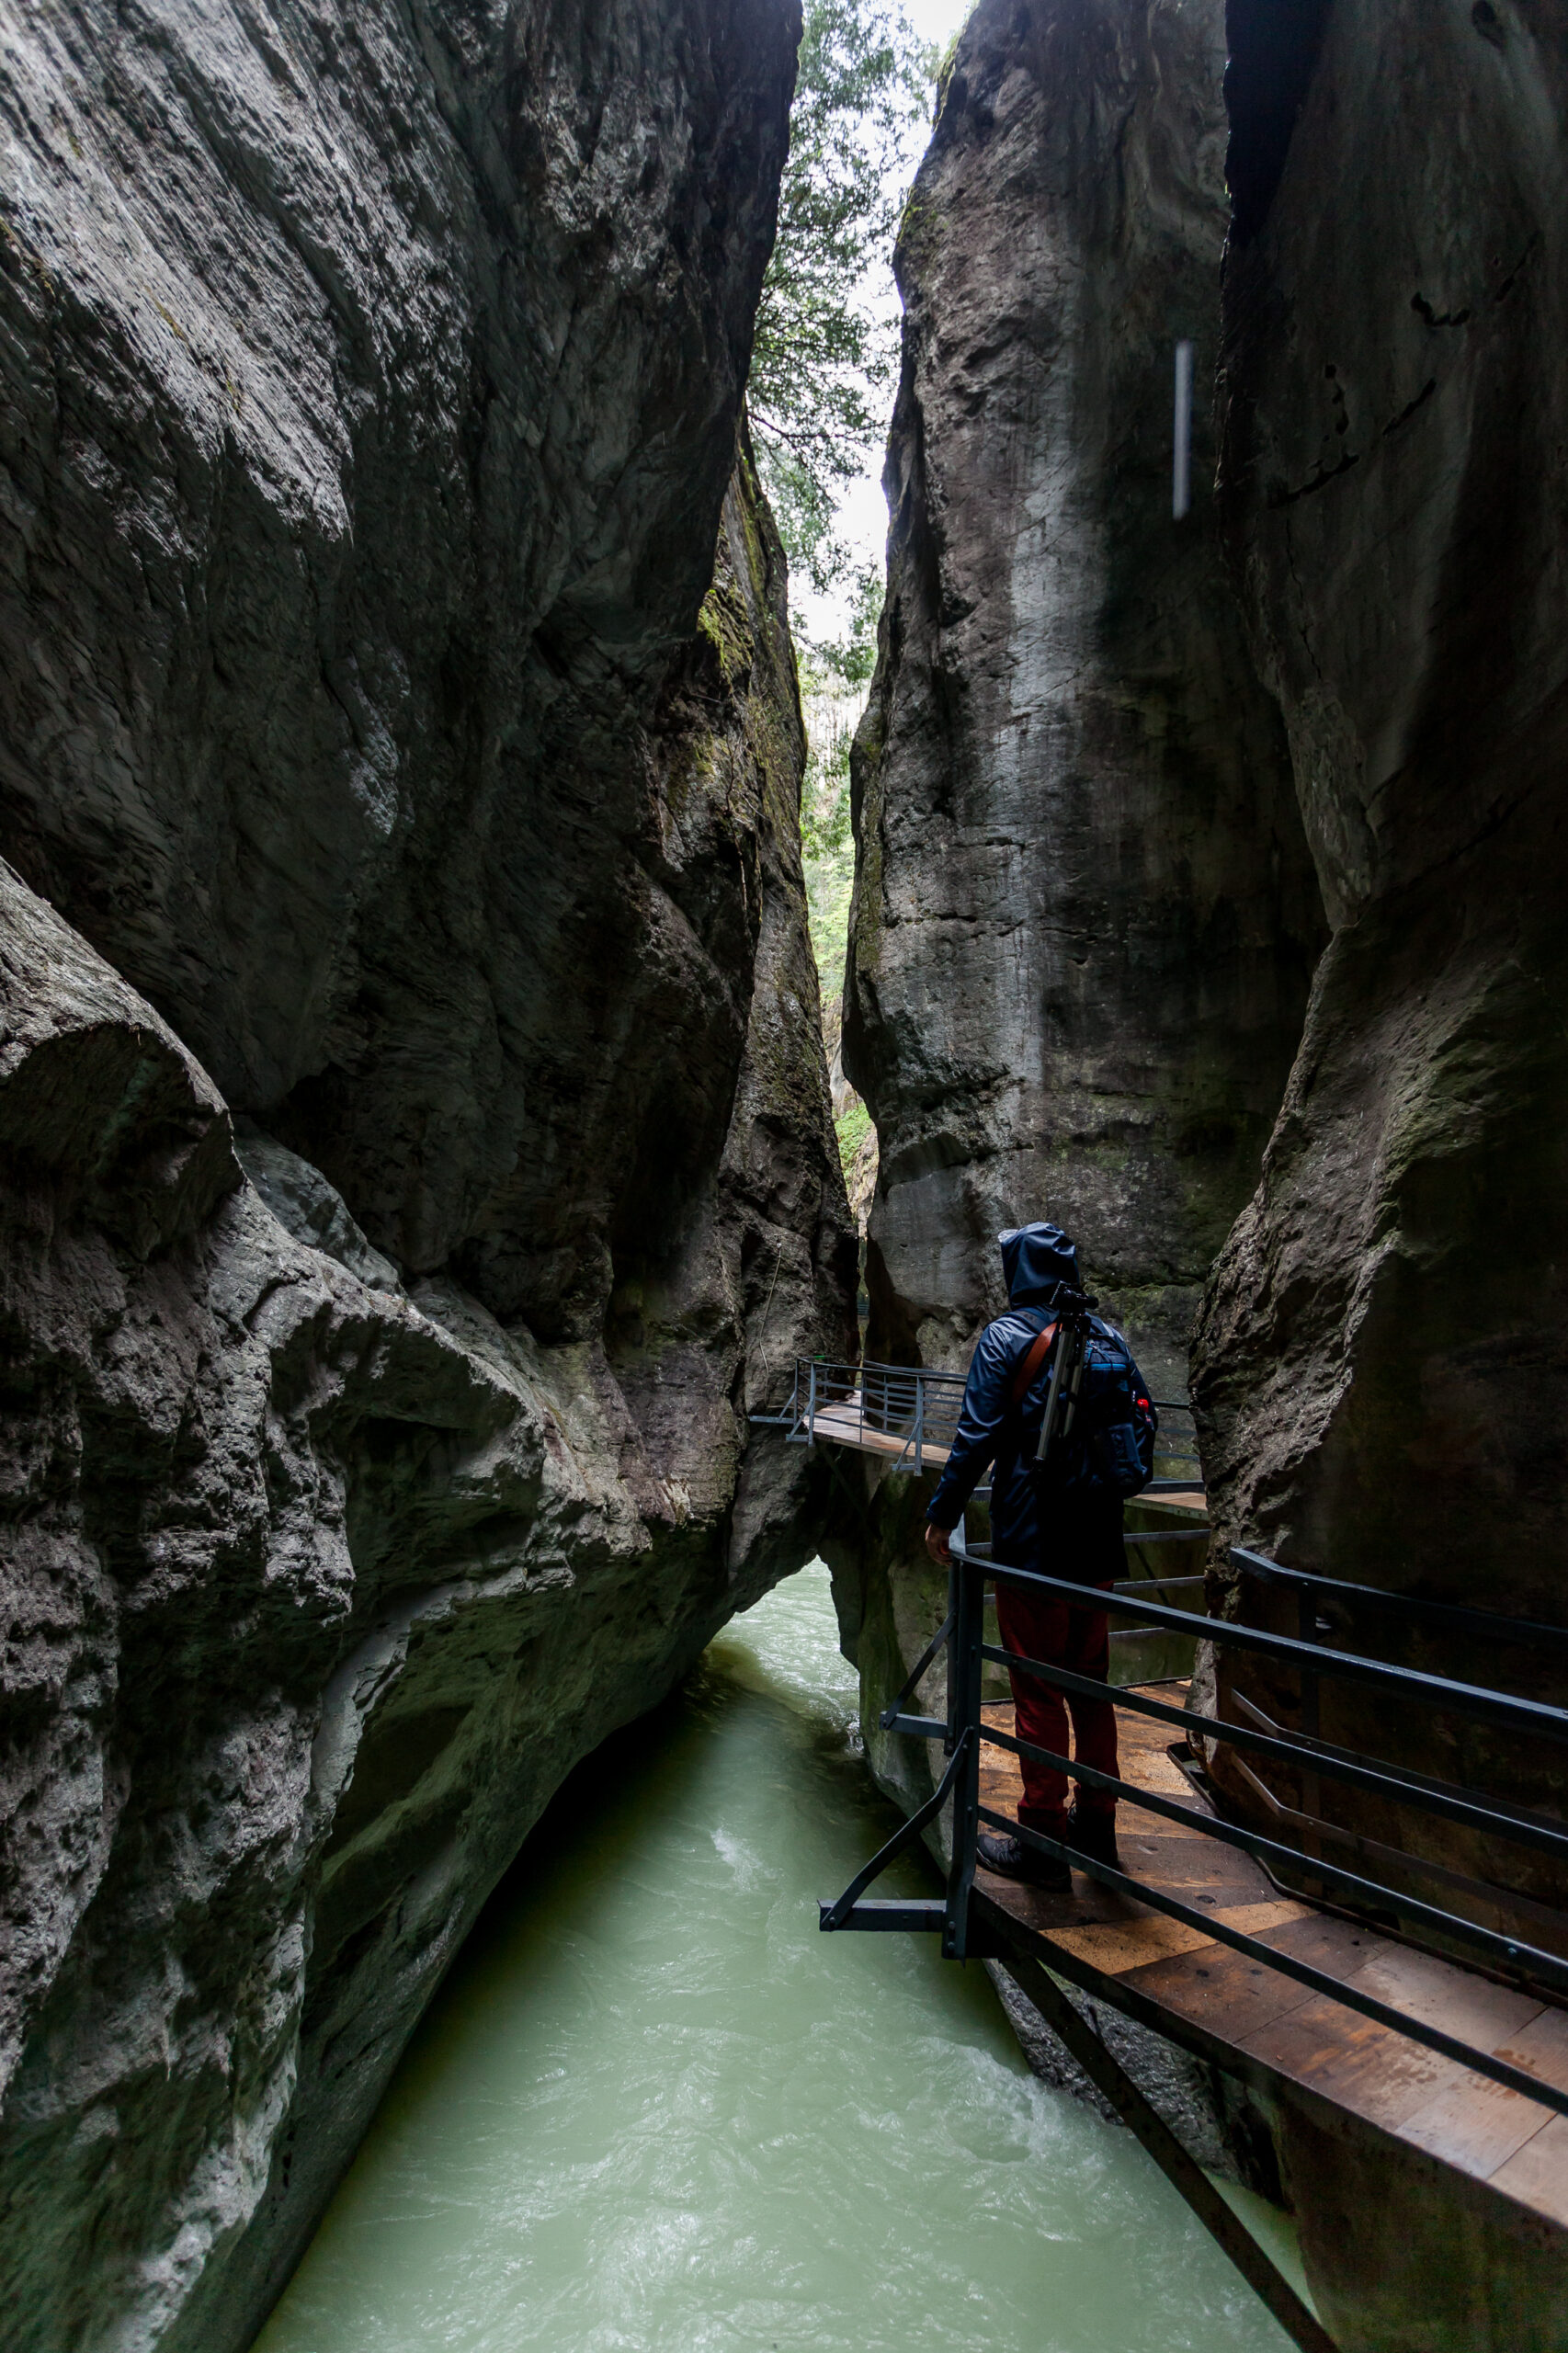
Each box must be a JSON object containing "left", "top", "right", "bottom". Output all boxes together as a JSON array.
[{"left": 790, "top": 0, "right": 977, "bottom": 650}]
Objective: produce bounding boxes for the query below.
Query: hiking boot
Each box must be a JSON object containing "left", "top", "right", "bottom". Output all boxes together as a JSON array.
[
  {"left": 976, "top": 1828, "right": 1072, "bottom": 1893},
  {"left": 1063, "top": 1804, "right": 1121, "bottom": 1872}
]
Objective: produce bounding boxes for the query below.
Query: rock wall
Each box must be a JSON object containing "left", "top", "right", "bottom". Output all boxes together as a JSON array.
[
  {"left": 0, "top": 7, "right": 856, "bottom": 2348},
  {"left": 826, "top": 0, "right": 1323, "bottom": 2208},
  {"left": 1195, "top": 0, "right": 1568, "bottom": 1887},
  {"left": 842, "top": 0, "right": 1324, "bottom": 1400},
  {"left": 1, "top": 0, "right": 801, "bottom": 1337},
  {"left": 828, "top": 2, "right": 1568, "bottom": 2345}
]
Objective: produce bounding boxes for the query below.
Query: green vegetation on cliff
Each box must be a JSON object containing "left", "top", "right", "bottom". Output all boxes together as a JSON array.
[{"left": 751, "top": 0, "right": 930, "bottom": 592}]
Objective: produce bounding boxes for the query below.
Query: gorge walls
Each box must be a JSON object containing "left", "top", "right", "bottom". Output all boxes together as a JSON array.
[
  {"left": 831, "top": 0, "right": 1324, "bottom": 1846},
  {"left": 842, "top": 0, "right": 1324, "bottom": 1401},
  {"left": 1194, "top": 0, "right": 1568, "bottom": 1906},
  {"left": 834, "top": 0, "right": 1568, "bottom": 2338},
  {"left": 0, "top": 6, "right": 854, "bottom": 2348}
]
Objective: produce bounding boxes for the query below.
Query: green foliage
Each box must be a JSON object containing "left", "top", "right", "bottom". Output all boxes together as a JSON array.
[
  {"left": 750, "top": 0, "right": 933, "bottom": 594},
  {"left": 801, "top": 738, "right": 852, "bottom": 864},
  {"left": 934, "top": 18, "right": 967, "bottom": 108},
  {"left": 800, "top": 678, "right": 857, "bottom": 996},
  {"left": 797, "top": 556, "right": 884, "bottom": 992},
  {"left": 808, "top": 562, "right": 884, "bottom": 687},
  {"left": 835, "top": 1097, "right": 872, "bottom": 1174}
]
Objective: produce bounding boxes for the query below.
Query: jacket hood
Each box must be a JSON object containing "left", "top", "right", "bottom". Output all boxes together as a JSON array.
[{"left": 999, "top": 1222, "right": 1080, "bottom": 1306}]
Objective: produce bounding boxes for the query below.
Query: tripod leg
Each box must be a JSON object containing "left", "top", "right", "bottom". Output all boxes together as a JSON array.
[{"left": 1036, "top": 1328, "right": 1071, "bottom": 1465}]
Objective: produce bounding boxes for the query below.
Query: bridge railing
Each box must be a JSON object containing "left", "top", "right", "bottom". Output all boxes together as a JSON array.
[
  {"left": 753, "top": 1355, "right": 969, "bottom": 1472},
  {"left": 756, "top": 1355, "right": 1207, "bottom": 1494},
  {"left": 1146, "top": 1393, "right": 1201, "bottom": 1491},
  {"left": 821, "top": 1529, "right": 1568, "bottom": 2126}
]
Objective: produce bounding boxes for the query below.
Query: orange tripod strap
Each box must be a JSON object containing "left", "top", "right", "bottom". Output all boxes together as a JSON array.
[{"left": 1009, "top": 1320, "right": 1057, "bottom": 1411}]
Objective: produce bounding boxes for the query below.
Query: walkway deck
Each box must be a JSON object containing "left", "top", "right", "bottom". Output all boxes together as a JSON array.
[
  {"left": 798, "top": 1356, "right": 1568, "bottom": 2339},
  {"left": 805, "top": 1392, "right": 1207, "bottom": 1513},
  {"left": 975, "top": 1688, "right": 1568, "bottom": 2240}
]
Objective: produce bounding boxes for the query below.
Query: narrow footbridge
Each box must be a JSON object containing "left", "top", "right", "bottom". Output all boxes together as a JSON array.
[{"left": 770, "top": 1357, "right": 1568, "bottom": 2353}]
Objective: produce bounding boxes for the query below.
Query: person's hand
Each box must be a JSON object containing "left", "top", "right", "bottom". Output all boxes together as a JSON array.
[{"left": 924, "top": 1521, "right": 952, "bottom": 1565}]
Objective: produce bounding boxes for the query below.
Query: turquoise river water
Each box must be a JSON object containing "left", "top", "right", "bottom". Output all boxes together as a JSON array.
[{"left": 256, "top": 1564, "right": 1294, "bottom": 2353}]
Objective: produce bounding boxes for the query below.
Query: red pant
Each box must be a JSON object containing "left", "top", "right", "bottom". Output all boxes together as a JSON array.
[{"left": 994, "top": 1575, "right": 1118, "bottom": 1829}]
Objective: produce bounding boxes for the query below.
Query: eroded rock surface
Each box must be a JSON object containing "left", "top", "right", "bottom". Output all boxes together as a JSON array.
[
  {"left": 0, "top": 467, "right": 852, "bottom": 2353},
  {"left": 1196, "top": 0, "right": 1568, "bottom": 1851},
  {"left": 1, "top": 0, "right": 805, "bottom": 1338},
  {"left": 825, "top": 0, "right": 1324, "bottom": 2199},
  {"left": 843, "top": 0, "right": 1324, "bottom": 1396},
  {"left": 1188, "top": 9, "right": 1568, "bottom": 2341},
  {"left": 0, "top": 6, "right": 855, "bottom": 2347}
]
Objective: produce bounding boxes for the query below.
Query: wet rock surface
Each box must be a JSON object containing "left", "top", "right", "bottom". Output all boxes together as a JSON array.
[
  {"left": 1190, "top": 6, "right": 1568, "bottom": 2343},
  {"left": 0, "top": 6, "right": 854, "bottom": 2347},
  {"left": 1, "top": 0, "right": 801, "bottom": 1336},
  {"left": 832, "top": 0, "right": 1322, "bottom": 2212},
  {"left": 1196, "top": 0, "right": 1568, "bottom": 1870},
  {"left": 843, "top": 0, "right": 1324, "bottom": 1395},
  {"left": 0, "top": 477, "right": 851, "bottom": 2353}
]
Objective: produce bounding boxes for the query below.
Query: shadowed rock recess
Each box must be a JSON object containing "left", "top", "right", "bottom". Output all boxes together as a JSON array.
[
  {"left": 1196, "top": 0, "right": 1568, "bottom": 2007},
  {"left": 0, "top": 6, "right": 854, "bottom": 2348},
  {"left": 842, "top": 0, "right": 1324, "bottom": 1402},
  {"left": 1182, "top": 6, "right": 1568, "bottom": 2342},
  {"left": 1196, "top": 0, "right": 1562, "bottom": 1835}
]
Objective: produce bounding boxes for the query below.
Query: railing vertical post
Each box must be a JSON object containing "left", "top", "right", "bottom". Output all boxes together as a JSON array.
[
  {"left": 1298, "top": 1586, "right": 1324, "bottom": 1885},
  {"left": 943, "top": 1536, "right": 960, "bottom": 1756},
  {"left": 914, "top": 1372, "right": 925, "bottom": 1472},
  {"left": 807, "top": 1359, "right": 818, "bottom": 1446},
  {"left": 943, "top": 1544, "right": 983, "bottom": 1961}
]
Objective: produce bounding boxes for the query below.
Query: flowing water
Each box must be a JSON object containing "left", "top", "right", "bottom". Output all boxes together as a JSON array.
[{"left": 256, "top": 1565, "right": 1296, "bottom": 2353}]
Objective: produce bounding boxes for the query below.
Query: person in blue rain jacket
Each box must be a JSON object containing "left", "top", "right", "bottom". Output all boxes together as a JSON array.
[{"left": 924, "top": 1223, "right": 1155, "bottom": 1891}]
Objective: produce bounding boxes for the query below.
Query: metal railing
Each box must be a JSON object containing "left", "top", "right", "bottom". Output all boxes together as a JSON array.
[
  {"left": 754, "top": 1355, "right": 969, "bottom": 1473},
  {"left": 822, "top": 1529, "right": 1568, "bottom": 2124},
  {"left": 1145, "top": 1393, "right": 1202, "bottom": 1493},
  {"left": 756, "top": 1357, "right": 1207, "bottom": 1497},
  {"left": 753, "top": 1355, "right": 1210, "bottom": 1671},
  {"left": 785, "top": 1363, "right": 1566, "bottom": 2345}
]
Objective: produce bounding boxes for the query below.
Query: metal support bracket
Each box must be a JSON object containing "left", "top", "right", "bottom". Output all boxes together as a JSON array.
[{"left": 998, "top": 1949, "right": 1337, "bottom": 2353}]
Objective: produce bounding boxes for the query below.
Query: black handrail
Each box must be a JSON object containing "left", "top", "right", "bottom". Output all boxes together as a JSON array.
[
  {"left": 1232, "top": 1543, "right": 1568, "bottom": 1656},
  {"left": 995, "top": 1649, "right": 1568, "bottom": 1865},
  {"left": 985, "top": 1558, "right": 1568, "bottom": 1745},
  {"left": 823, "top": 1530, "right": 1568, "bottom": 2133},
  {"left": 983, "top": 1696, "right": 1568, "bottom": 1995}
]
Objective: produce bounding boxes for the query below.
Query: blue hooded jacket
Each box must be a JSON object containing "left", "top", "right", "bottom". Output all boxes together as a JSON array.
[{"left": 925, "top": 1224, "right": 1153, "bottom": 1568}]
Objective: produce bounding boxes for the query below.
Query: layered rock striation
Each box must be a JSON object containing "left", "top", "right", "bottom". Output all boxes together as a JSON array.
[
  {"left": 1188, "top": 12, "right": 1568, "bottom": 2314},
  {"left": 0, "top": 7, "right": 854, "bottom": 2348},
  {"left": 832, "top": 0, "right": 1323, "bottom": 1935},
  {"left": 842, "top": 0, "right": 1324, "bottom": 1397},
  {"left": 1, "top": 0, "right": 805, "bottom": 1337}
]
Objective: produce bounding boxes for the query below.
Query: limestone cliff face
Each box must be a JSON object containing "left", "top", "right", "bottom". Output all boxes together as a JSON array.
[
  {"left": 0, "top": 8, "right": 855, "bottom": 2348},
  {"left": 843, "top": 0, "right": 1324, "bottom": 1397},
  {"left": 825, "top": 0, "right": 1323, "bottom": 2199},
  {"left": 0, "top": 0, "right": 803, "bottom": 1340},
  {"left": 1194, "top": 0, "right": 1568, "bottom": 1921}
]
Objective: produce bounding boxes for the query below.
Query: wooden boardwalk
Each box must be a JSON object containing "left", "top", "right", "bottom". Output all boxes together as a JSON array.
[
  {"left": 807, "top": 1394, "right": 1207, "bottom": 1514},
  {"left": 975, "top": 1688, "right": 1568, "bottom": 2241},
  {"left": 800, "top": 1368, "right": 1567, "bottom": 2336}
]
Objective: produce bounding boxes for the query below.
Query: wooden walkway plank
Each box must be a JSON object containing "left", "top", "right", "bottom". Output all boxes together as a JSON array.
[
  {"left": 970, "top": 1681, "right": 1568, "bottom": 2225},
  {"left": 1491, "top": 2116, "right": 1568, "bottom": 2227}
]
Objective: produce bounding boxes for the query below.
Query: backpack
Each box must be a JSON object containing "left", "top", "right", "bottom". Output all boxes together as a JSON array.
[{"left": 1008, "top": 1314, "right": 1157, "bottom": 1501}]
